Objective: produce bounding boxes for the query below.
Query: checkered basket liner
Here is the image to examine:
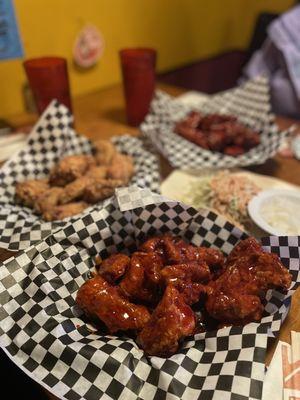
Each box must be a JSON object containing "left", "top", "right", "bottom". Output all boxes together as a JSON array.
[
  {"left": 0, "top": 186, "right": 299, "bottom": 400},
  {"left": 141, "top": 76, "right": 294, "bottom": 169},
  {"left": 0, "top": 101, "right": 160, "bottom": 251}
]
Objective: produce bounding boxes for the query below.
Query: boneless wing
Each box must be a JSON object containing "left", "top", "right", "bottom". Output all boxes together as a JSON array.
[
  {"left": 49, "top": 155, "right": 95, "bottom": 186},
  {"left": 94, "top": 140, "right": 116, "bottom": 165},
  {"left": 76, "top": 275, "right": 151, "bottom": 333},
  {"left": 15, "top": 179, "right": 49, "bottom": 208},
  {"left": 96, "top": 253, "right": 130, "bottom": 284},
  {"left": 137, "top": 285, "right": 195, "bottom": 356},
  {"left": 34, "top": 187, "right": 64, "bottom": 214},
  {"left": 59, "top": 175, "right": 92, "bottom": 204},
  {"left": 119, "top": 252, "right": 160, "bottom": 304},
  {"left": 161, "top": 261, "right": 210, "bottom": 304},
  {"left": 205, "top": 237, "right": 292, "bottom": 324},
  {"left": 83, "top": 178, "right": 123, "bottom": 203},
  {"left": 107, "top": 153, "right": 135, "bottom": 184}
]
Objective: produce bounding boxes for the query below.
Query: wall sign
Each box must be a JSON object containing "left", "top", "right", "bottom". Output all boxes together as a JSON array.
[
  {"left": 73, "top": 24, "right": 104, "bottom": 68},
  {"left": 0, "top": 0, "right": 23, "bottom": 60}
]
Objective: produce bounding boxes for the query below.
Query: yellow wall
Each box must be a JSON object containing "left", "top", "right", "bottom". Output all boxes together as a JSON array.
[{"left": 0, "top": 0, "right": 294, "bottom": 117}]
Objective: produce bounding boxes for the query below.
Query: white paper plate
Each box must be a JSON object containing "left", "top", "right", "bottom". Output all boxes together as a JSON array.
[{"left": 248, "top": 189, "right": 300, "bottom": 236}]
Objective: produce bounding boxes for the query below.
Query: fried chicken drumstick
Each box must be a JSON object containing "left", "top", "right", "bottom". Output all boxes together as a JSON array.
[{"left": 76, "top": 235, "right": 292, "bottom": 357}]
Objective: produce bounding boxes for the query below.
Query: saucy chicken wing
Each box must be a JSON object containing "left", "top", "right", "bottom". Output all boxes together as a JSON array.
[
  {"left": 161, "top": 261, "right": 210, "bottom": 304},
  {"left": 119, "top": 252, "right": 161, "bottom": 304},
  {"left": 15, "top": 179, "right": 49, "bottom": 208},
  {"left": 76, "top": 275, "right": 151, "bottom": 333},
  {"left": 137, "top": 285, "right": 195, "bottom": 356},
  {"left": 197, "top": 247, "right": 225, "bottom": 279},
  {"left": 96, "top": 253, "right": 130, "bottom": 284},
  {"left": 205, "top": 238, "right": 292, "bottom": 324},
  {"left": 175, "top": 111, "right": 260, "bottom": 156},
  {"left": 49, "top": 155, "right": 95, "bottom": 186},
  {"left": 76, "top": 235, "right": 292, "bottom": 357}
]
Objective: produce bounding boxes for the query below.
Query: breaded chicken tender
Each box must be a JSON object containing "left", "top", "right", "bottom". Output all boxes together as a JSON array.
[
  {"left": 94, "top": 140, "right": 116, "bottom": 165},
  {"left": 49, "top": 155, "right": 95, "bottom": 186},
  {"left": 59, "top": 176, "right": 92, "bottom": 204},
  {"left": 107, "top": 153, "right": 134, "bottom": 184},
  {"left": 43, "top": 202, "right": 89, "bottom": 221},
  {"left": 35, "top": 187, "right": 64, "bottom": 214},
  {"left": 15, "top": 179, "right": 49, "bottom": 208},
  {"left": 85, "top": 166, "right": 108, "bottom": 180},
  {"left": 83, "top": 178, "right": 123, "bottom": 203}
]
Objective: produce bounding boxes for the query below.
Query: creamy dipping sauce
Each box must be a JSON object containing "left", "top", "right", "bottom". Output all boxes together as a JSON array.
[{"left": 260, "top": 196, "right": 300, "bottom": 235}]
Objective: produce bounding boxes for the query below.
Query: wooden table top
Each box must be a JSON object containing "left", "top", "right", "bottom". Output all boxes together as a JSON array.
[{"left": 3, "top": 82, "right": 300, "bottom": 399}]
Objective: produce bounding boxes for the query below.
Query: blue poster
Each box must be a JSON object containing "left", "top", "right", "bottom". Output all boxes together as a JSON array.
[{"left": 0, "top": 0, "right": 23, "bottom": 60}]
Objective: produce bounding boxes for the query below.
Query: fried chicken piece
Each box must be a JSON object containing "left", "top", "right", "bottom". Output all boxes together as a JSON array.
[
  {"left": 161, "top": 261, "right": 210, "bottom": 304},
  {"left": 180, "top": 111, "right": 203, "bottom": 129},
  {"left": 85, "top": 166, "right": 108, "bottom": 180},
  {"left": 141, "top": 251, "right": 164, "bottom": 285},
  {"left": 200, "top": 114, "right": 237, "bottom": 130},
  {"left": 226, "top": 237, "right": 262, "bottom": 263},
  {"left": 96, "top": 253, "right": 130, "bottom": 284},
  {"left": 137, "top": 285, "right": 196, "bottom": 356},
  {"left": 162, "top": 261, "right": 211, "bottom": 285},
  {"left": 139, "top": 236, "right": 165, "bottom": 256},
  {"left": 207, "top": 130, "right": 227, "bottom": 152},
  {"left": 83, "top": 178, "right": 123, "bottom": 203},
  {"left": 205, "top": 238, "right": 292, "bottom": 325},
  {"left": 59, "top": 166, "right": 112, "bottom": 204},
  {"left": 197, "top": 247, "right": 225, "bottom": 279},
  {"left": 119, "top": 252, "right": 161, "bottom": 304},
  {"left": 76, "top": 275, "right": 151, "bottom": 333},
  {"left": 139, "top": 235, "right": 225, "bottom": 278},
  {"left": 94, "top": 140, "right": 116, "bottom": 165},
  {"left": 224, "top": 145, "right": 245, "bottom": 156},
  {"left": 106, "top": 153, "right": 135, "bottom": 184},
  {"left": 161, "top": 235, "right": 201, "bottom": 264},
  {"left": 59, "top": 175, "right": 92, "bottom": 204},
  {"left": 49, "top": 155, "right": 96, "bottom": 186},
  {"left": 15, "top": 179, "right": 49, "bottom": 208},
  {"left": 43, "top": 201, "right": 88, "bottom": 221},
  {"left": 174, "top": 119, "right": 210, "bottom": 149},
  {"left": 175, "top": 112, "right": 260, "bottom": 154},
  {"left": 35, "top": 187, "right": 64, "bottom": 214}
]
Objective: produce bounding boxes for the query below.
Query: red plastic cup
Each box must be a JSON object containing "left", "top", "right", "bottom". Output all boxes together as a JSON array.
[
  {"left": 23, "top": 57, "right": 72, "bottom": 114},
  {"left": 119, "top": 48, "right": 156, "bottom": 126}
]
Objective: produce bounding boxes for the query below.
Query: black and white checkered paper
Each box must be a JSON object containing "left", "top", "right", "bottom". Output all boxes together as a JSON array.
[
  {"left": 0, "top": 101, "right": 160, "bottom": 251},
  {"left": 0, "top": 186, "right": 299, "bottom": 400},
  {"left": 141, "top": 77, "right": 294, "bottom": 169}
]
